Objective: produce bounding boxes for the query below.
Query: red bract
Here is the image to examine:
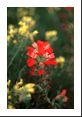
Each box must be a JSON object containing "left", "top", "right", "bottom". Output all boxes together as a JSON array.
[
  {"left": 27, "top": 46, "right": 38, "bottom": 58},
  {"left": 26, "top": 40, "right": 57, "bottom": 76},
  {"left": 29, "top": 67, "right": 35, "bottom": 76},
  {"left": 64, "top": 7, "right": 73, "bottom": 11},
  {"left": 60, "top": 89, "right": 67, "bottom": 96},
  {"left": 38, "top": 69, "right": 45, "bottom": 75},
  {"left": 26, "top": 58, "right": 35, "bottom": 67},
  {"left": 55, "top": 89, "right": 68, "bottom": 103},
  {"left": 44, "top": 59, "right": 57, "bottom": 66}
]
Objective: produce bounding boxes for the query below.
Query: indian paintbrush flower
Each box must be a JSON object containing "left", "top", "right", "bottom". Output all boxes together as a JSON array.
[{"left": 26, "top": 40, "right": 57, "bottom": 76}]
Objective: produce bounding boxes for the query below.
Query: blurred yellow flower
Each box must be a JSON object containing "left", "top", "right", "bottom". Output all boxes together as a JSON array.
[
  {"left": 8, "top": 95, "right": 12, "bottom": 100},
  {"left": 17, "top": 78, "right": 23, "bottom": 86},
  {"left": 8, "top": 25, "right": 17, "bottom": 38},
  {"left": 22, "top": 16, "right": 32, "bottom": 22},
  {"left": 13, "top": 80, "right": 35, "bottom": 94},
  {"left": 13, "top": 84, "right": 19, "bottom": 91},
  {"left": 32, "top": 30, "right": 39, "bottom": 36},
  {"left": 19, "top": 16, "right": 35, "bottom": 28},
  {"left": 7, "top": 80, "right": 11, "bottom": 87},
  {"left": 13, "top": 40, "right": 17, "bottom": 44},
  {"left": 7, "top": 16, "right": 36, "bottom": 42},
  {"left": 18, "top": 25, "right": 28, "bottom": 35},
  {"left": 56, "top": 56, "right": 65, "bottom": 66},
  {"left": 25, "top": 83, "right": 35, "bottom": 93},
  {"left": 27, "top": 88, "right": 35, "bottom": 93},
  {"left": 45, "top": 30, "right": 57, "bottom": 38},
  {"left": 25, "top": 83, "right": 35, "bottom": 89},
  {"left": 13, "top": 79, "right": 23, "bottom": 92},
  {"left": 7, "top": 35, "right": 11, "bottom": 42},
  {"left": 18, "top": 21, "right": 26, "bottom": 26},
  {"left": 8, "top": 104, "right": 14, "bottom": 109}
]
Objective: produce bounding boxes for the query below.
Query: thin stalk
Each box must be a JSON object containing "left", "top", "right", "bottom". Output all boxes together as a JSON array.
[{"left": 8, "top": 40, "right": 23, "bottom": 69}]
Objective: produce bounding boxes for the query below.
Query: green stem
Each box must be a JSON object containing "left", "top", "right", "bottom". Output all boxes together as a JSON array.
[
  {"left": 18, "top": 65, "right": 26, "bottom": 80},
  {"left": 8, "top": 40, "right": 23, "bottom": 69}
]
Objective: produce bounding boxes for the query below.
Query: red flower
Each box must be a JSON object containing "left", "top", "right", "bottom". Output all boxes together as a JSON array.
[
  {"left": 26, "top": 58, "right": 35, "bottom": 67},
  {"left": 44, "top": 59, "right": 57, "bottom": 66},
  {"left": 38, "top": 69, "right": 45, "bottom": 75},
  {"left": 60, "top": 89, "right": 67, "bottom": 96},
  {"left": 27, "top": 46, "right": 37, "bottom": 58},
  {"left": 64, "top": 7, "right": 73, "bottom": 11},
  {"left": 45, "top": 47, "right": 53, "bottom": 54},
  {"left": 29, "top": 67, "right": 35, "bottom": 76},
  {"left": 55, "top": 89, "right": 68, "bottom": 103},
  {"left": 26, "top": 40, "right": 57, "bottom": 76}
]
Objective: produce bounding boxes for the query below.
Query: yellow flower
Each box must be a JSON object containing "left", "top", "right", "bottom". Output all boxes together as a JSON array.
[
  {"left": 17, "top": 78, "right": 23, "bottom": 86},
  {"left": 13, "top": 40, "right": 17, "bottom": 44},
  {"left": 25, "top": 83, "right": 35, "bottom": 93},
  {"left": 18, "top": 21, "right": 26, "bottom": 26},
  {"left": 7, "top": 35, "right": 11, "bottom": 42},
  {"left": 27, "top": 88, "right": 35, "bottom": 93},
  {"left": 13, "top": 84, "right": 19, "bottom": 91},
  {"left": 32, "top": 30, "right": 39, "bottom": 36},
  {"left": 56, "top": 56, "right": 65, "bottom": 66},
  {"left": 8, "top": 25, "right": 17, "bottom": 38},
  {"left": 8, "top": 104, "right": 14, "bottom": 109},
  {"left": 8, "top": 95, "right": 12, "bottom": 100},
  {"left": 20, "top": 16, "right": 35, "bottom": 28},
  {"left": 45, "top": 30, "right": 57, "bottom": 39},
  {"left": 13, "top": 79, "right": 23, "bottom": 92},
  {"left": 7, "top": 80, "right": 11, "bottom": 87},
  {"left": 14, "top": 81, "right": 35, "bottom": 95},
  {"left": 25, "top": 83, "right": 35, "bottom": 89},
  {"left": 18, "top": 25, "right": 28, "bottom": 35},
  {"left": 22, "top": 16, "right": 32, "bottom": 22}
]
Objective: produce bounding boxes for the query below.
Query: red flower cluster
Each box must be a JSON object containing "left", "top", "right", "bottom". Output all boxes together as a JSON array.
[
  {"left": 26, "top": 40, "right": 57, "bottom": 76},
  {"left": 55, "top": 89, "right": 68, "bottom": 103},
  {"left": 64, "top": 7, "right": 73, "bottom": 11}
]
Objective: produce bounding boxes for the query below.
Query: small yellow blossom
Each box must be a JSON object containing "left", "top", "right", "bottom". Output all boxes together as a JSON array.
[
  {"left": 27, "top": 88, "right": 35, "bottom": 93},
  {"left": 18, "top": 25, "right": 28, "bottom": 35},
  {"left": 7, "top": 35, "right": 11, "bottom": 42},
  {"left": 13, "top": 79, "right": 23, "bottom": 91},
  {"left": 19, "top": 16, "right": 36, "bottom": 30},
  {"left": 18, "top": 21, "right": 26, "bottom": 26},
  {"left": 25, "top": 83, "right": 35, "bottom": 93},
  {"left": 13, "top": 84, "right": 19, "bottom": 91},
  {"left": 8, "top": 95, "right": 12, "bottom": 100},
  {"left": 25, "top": 83, "right": 35, "bottom": 89},
  {"left": 8, "top": 104, "right": 14, "bottom": 109},
  {"left": 13, "top": 40, "right": 17, "bottom": 44},
  {"left": 7, "top": 80, "right": 11, "bottom": 87},
  {"left": 45, "top": 30, "right": 57, "bottom": 39},
  {"left": 32, "top": 30, "right": 39, "bottom": 36},
  {"left": 17, "top": 79, "right": 23, "bottom": 86},
  {"left": 22, "top": 16, "right": 32, "bottom": 22},
  {"left": 8, "top": 25, "right": 17, "bottom": 38},
  {"left": 56, "top": 56, "right": 65, "bottom": 66}
]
